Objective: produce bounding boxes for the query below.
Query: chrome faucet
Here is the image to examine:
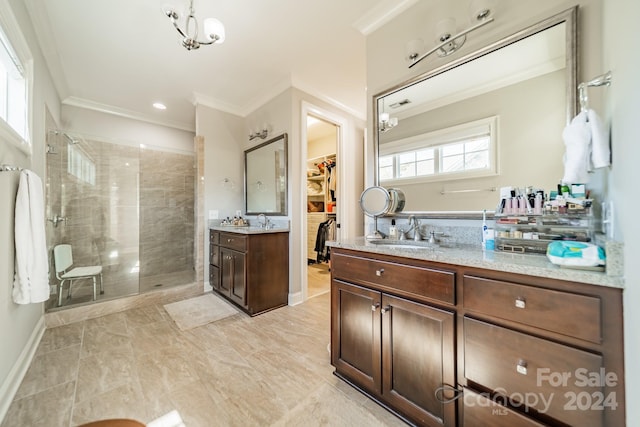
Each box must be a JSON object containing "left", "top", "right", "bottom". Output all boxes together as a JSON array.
[
  {"left": 407, "top": 215, "right": 421, "bottom": 241},
  {"left": 257, "top": 213, "right": 271, "bottom": 229}
]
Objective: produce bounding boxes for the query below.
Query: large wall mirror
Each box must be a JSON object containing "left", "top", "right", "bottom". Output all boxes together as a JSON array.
[
  {"left": 245, "top": 133, "right": 288, "bottom": 215},
  {"left": 374, "top": 7, "right": 577, "bottom": 216}
]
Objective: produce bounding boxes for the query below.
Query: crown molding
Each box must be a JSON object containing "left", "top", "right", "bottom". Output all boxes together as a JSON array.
[{"left": 62, "top": 97, "right": 195, "bottom": 132}]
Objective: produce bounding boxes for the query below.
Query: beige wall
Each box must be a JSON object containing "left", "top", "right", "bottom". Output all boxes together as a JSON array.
[
  {"left": 603, "top": 0, "right": 640, "bottom": 423},
  {"left": 0, "top": 0, "right": 61, "bottom": 418}
]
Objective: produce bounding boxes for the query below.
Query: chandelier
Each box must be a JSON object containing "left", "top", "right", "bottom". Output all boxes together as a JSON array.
[
  {"left": 379, "top": 112, "right": 398, "bottom": 133},
  {"left": 163, "top": 0, "right": 226, "bottom": 51}
]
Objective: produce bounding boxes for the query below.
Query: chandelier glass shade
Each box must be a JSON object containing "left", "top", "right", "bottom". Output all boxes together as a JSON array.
[{"left": 163, "top": 0, "right": 225, "bottom": 50}]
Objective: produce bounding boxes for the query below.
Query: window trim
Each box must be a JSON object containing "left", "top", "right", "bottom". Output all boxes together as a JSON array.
[
  {"left": 0, "top": 0, "right": 33, "bottom": 155},
  {"left": 379, "top": 116, "right": 499, "bottom": 185}
]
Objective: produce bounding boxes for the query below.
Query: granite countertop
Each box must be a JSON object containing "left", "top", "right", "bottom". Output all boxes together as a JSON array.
[
  {"left": 210, "top": 225, "right": 289, "bottom": 235},
  {"left": 327, "top": 237, "right": 624, "bottom": 289}
]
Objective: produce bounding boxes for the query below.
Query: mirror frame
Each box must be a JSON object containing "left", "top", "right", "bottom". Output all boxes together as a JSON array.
[
  {"left": 244, "top": 133, "right": 288, "bottom": 216},
  {"left": 373, "top": 7, "right": 577, "bottom": 219}
]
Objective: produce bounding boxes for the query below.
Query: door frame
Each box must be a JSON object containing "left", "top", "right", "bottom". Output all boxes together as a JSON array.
[{"left": 299, "top": 101, "right": 348, "bottom": 302}]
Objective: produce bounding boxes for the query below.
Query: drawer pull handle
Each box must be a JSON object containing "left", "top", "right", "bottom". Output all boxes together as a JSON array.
[
  {"left": 381, "top": 305, "right": 391, "bottom": 314},
  {"left": 516, "top": 360, "right": 528, "bottom": 375},
  {"left": 227, "top": 239, "right": 232, "bottom": 243},
  {"left": 371, "top": 303, "right": 380, "bottom": 312},
  {"left": 515, "top": 297, "right": 526, "bottom": 309},
  {"left": 375, "top": 268, "right": 385, "bottom": 276}
]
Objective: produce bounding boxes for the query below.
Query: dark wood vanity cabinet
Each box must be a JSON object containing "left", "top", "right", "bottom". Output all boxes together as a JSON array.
[
  {"left": 331, "top": 249, "right": 457, "bottom": 427},
  {"left": 330, "top": 247, "right": 625, "bottom": 427},
  {"left": 460, "top": 273, "right": 624, "bottom": 427},
  {"left": 209, "top": 230, "right": 288, "bottom": 316}
]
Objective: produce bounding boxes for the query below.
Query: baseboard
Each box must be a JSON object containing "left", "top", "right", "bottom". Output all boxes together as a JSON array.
[
  {"left": 288, "top": 291, "right": 303, "bottom": 306},
  {"left": 204, "top": 281, "right": 212, "bottom": 292},
  {"left": 0, "top": 315, "right": 45, "bottom": 423}
]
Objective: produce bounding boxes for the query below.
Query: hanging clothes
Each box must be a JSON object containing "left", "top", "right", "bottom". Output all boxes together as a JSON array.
[
  {"left": 326, "top": 159, "right": 337, "bottom": 201},
  {"left": 314, "top": 218, "right": 334, "bottom": 263}
]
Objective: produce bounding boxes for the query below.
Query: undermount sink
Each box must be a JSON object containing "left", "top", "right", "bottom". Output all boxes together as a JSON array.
[{"left": 368, "top": 239, "right": 440, "bottom": 250}]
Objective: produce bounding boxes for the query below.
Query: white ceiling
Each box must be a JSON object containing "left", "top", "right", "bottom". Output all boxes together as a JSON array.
[{"left": 23, "top": 0, "right": 418, "bottom": 132}]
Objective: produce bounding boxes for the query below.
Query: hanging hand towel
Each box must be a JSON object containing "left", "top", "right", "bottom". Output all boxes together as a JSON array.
[
  {"left": 561, "top": 111, "right": 591, "bottom": 184},
  {"left": 13, "top": 170, "right": 50, "bottom": 304},
  {"left": 588, "top": 109, "right": 610, "bottom": 169}
]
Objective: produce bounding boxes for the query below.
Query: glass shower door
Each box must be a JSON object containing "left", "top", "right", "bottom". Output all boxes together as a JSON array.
[{"left": 45, "top": 131, "right": 140, "bottom": 310}]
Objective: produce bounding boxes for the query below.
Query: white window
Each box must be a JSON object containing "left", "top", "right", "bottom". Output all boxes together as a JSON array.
[
  {"left": 0, "top": 2, "right": 31, "bottom": 149},
  {"left": 379, "top": 116, "right": 498, "bottom": 185},
  {"left": 68, "top": 143, "right": 96, "bottom": 186}
]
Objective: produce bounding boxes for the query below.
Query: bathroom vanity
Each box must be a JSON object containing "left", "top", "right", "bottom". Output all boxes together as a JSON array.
[
  {"left": 209, "top": 227, "right": 289, "bottom": 316},
  {"left": 328, "top": 240, "right": 624, "bottom": 427}
]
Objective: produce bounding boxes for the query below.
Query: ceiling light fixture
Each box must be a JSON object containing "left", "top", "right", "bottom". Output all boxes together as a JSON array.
[
  {"left": 153, "top": 102, "right": 167, "bottom": 110},
  {"left": 163, "top": 0, "right": 225, "bottom": 51},
  {"left": 379, "top": 112, "right": 398, "bottom": 133},
  {"left": 407, "top": 0, "right": 495, "bottom": 69},
  {"left": 249, "top": 128, "right": 268, "bottom": 141}
]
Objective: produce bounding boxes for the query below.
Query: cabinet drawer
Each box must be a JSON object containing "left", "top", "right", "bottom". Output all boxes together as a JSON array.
[
  {"left": 210, "top": 230, "right": 219, "bottom": 244},
  {"left": 464, "top": 317, "right": 605, "bottom": 427},
  {"left": 463, "top": 275, "right": 601, "bottom": 343},
  {"left": 332, "top": 252, "right": 455, "bottom": 304},
  {"left": 219, "top": 232, "right": 247, "bottom": 252},
  {"left": 463, "top": 388, "right": 546, "bottom": 427}
]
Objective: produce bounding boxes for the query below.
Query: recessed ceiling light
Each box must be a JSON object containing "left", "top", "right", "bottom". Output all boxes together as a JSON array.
[{"left": 153, "top": 102, "right": 167, "bottom": 110}]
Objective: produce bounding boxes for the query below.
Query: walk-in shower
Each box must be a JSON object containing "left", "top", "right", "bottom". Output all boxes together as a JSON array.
[{"left": 45, "top": 130, "right": 196, "bottom": 311}]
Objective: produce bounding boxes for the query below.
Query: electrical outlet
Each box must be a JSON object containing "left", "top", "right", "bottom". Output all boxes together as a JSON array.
[
  {"left": 235, "top": 210, "right": 242, "bottom": 217},
  {"left": 49, "top": 285, "right": 57, "bottom": 295},
  {"left": 208, "top": 210, "right": 219, "bottom": 220}
]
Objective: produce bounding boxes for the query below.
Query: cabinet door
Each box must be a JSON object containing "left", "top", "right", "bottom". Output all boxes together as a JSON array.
[
  {"left": 209, "top": 265, "right": 220, "bottom": 291},
  {"left": 331, "top": 280, "right": 382, "bottom": 394},
  {"left": 219, "top": 248, "right": 234, "bottom": 296},
  {"left": 381, "top": 294, "right": 456, "bottom": 427},
  {"left": 226, "top": 249, "right": 247, "bottom": 308}
]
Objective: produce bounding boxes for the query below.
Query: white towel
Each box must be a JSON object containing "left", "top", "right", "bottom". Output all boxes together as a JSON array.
[
  {"left": 13, "top": 170, "right": 50, "bottom": 304},
  {"left": 561, "top": 111, "right": 591, "bottom": 184},
  {"left": 561, "top": 109, "right": 611, "bottom": 184},
  {"left": 588, "top": 109, "right": 610, "bottom": 168}
]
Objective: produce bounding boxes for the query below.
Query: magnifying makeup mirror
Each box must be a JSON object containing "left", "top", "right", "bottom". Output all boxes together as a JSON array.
[{"left": 360, "top": 186, "right": 405, "bottom": 239}]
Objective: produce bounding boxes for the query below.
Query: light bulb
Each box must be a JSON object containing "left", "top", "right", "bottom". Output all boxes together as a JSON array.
[{"left": 204, "top": 18, "right": 225, "bottom": 43}]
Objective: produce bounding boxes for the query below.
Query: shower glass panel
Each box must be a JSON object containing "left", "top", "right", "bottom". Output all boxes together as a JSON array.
[{"left": 45, "top": 131, "right": 195, "bottom": 311}]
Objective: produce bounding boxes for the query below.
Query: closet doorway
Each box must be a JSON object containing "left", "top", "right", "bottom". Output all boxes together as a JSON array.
[{"left": 306, "top": 114, "right": 338, "bottom": 298}]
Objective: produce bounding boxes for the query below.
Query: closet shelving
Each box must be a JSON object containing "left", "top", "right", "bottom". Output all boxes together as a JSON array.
[
  {"left": 307, "top": 154, "right": 336, "bottom": 262},
  {"left": 306, "top": 154, "right": 336, "bottom": 215}
]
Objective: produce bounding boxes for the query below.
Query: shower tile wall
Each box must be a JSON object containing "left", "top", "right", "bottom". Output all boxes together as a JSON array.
[{"left": 139, "top": 148, "right": 195, "bottom": 291}]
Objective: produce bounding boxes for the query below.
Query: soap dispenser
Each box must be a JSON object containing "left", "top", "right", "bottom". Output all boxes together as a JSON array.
[{"left": 389, "top": 219, "right": 398, "bottom": 239}]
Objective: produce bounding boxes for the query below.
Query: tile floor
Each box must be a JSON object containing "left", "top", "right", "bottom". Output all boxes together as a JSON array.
[
  {"left": 307, "top": 263, "right": 330, "bottom": 298},
  {"left": 2, "top": 293, "right": 407, "bottom": 427}
]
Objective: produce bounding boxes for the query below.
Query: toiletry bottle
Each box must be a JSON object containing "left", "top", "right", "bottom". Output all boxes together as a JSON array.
[
  {"left": 389, "top": 219, "right": 397, "bottom": 239},
  {"left": 482, "top": 210, "right": 487, "bottom": 248},
  {"left": 534, "top": 193, "right": 543, "bottom": 215},
  {"left": 484, "top": 228, "right": 495, "bottom": 251}
]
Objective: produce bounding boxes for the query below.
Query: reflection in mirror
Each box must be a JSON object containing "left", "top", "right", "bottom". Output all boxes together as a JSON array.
[
  {"left": 375, "top": 8, "right": 576, "bottom": 214},
  {"left": 245, "top": 133, "right": 288, "bottom": 215}
]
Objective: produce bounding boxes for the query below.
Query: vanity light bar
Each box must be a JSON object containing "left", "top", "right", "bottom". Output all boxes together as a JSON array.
[{"left": 409, "top": 17, "right": 494, "bottom": 69}]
